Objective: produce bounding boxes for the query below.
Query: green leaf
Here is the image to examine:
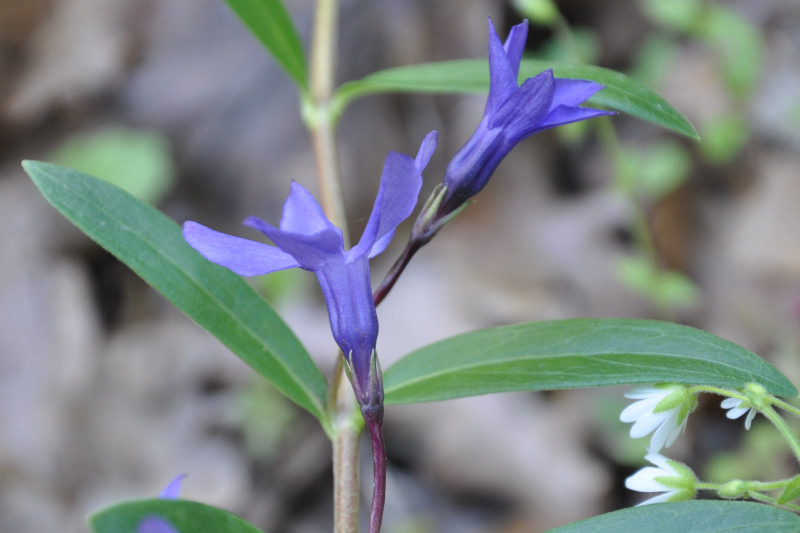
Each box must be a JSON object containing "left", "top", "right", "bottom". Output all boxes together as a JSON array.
[
  {"left": 545, "top": 501, "right": 800, "bottom": 533},
  {"left": 383, "top": 319, "right": 796, "bottom": 405},
  {"left": 699, "top": 113, "right": 749, "bottom": 164},
  {"left": 89, "top": 498, "right": 264, "bottom": 533},
  {"left": 639, "top": 0, "right": 705, "bottom": 34},
  {"left": 513, "top": 0, "right": 561, "bottom": 27},
  {"left": 617, "top": 257, "right": 699, "bottom": 310},
  {"left": 621, "top": 141, "right": 691, "bottom": 199},
  {"left": 700, "top": 5, "right": 763, "bottom": 99},
  {"left": 224, "top": 0, "right": 307, "bottom": 89},
  {"left": 778, "top": 475, "right": 800, "bottom": 505},
  {"left": 23, "top": 161, "right": 329, "bottom": 425},
  {"left": 333, "top": 59, "right": 699, "bottom": 139},
  {"left": 50, "top": 127, "right": 175, "bottom": 205}
]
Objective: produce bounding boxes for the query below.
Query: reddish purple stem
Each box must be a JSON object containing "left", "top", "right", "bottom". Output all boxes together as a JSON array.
[
  {"left": 374, "top": 239, "right": 423, "bottom": 307},
  {"left": 362, "top": 404, "right": 386, "bottom": 533}
]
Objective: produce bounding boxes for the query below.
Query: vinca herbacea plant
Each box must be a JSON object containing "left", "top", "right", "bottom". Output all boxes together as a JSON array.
[{"left": 22, "top": 2, "right": 800, "bottom": 533}]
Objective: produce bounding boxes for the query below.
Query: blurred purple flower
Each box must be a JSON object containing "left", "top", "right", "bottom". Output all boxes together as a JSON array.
[
  {"left": 184, "top": 132, "right": 437, "bottom": 409},
  {"left": 158, "top": 473, "right": 187, "bottom": 499},
  {"left": 136, "top": 474, "right": 186, "bottom": 533},
  {"left": 440, "top": 18, "right": 614, "bottom": 213},
  {"left": 137, "top": 517, "right": 179, "bottom": 533}
]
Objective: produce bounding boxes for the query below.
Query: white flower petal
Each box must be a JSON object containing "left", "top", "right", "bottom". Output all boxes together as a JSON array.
[
  {"left": 620, "top": 386, "right": 694, "bottom": 450},
  {"left": 720, "top": 397, "right": 741, "bottom": 409},
  {"left": 625, "top": 467, "right": 666, "bottom": 492},
  {"left": 625, "top": 386, "right": 667, "bottom": 400},
  {"left": 725, "top": 406, "right": 748, "bottom": 420},
  {"left": 643, "top": 452, "right": 672, "bottom": 470},
  {"left": 636, "top": 491, "right": 677, "bottom": 505},
  {"left": 649, "top": 415, "right": 676, "bottom": 451},
  {"left": 629, "top": 410, "right": 668, "bottom": 439},
  {"left": 626, "top": 453, "right": 694, "bottom": 505},
  {"left": 744, "top": 408, "right": 757, "bottom": 430},
  {"left": 620, "top": 396, "right": 662, "bottom": 422}
]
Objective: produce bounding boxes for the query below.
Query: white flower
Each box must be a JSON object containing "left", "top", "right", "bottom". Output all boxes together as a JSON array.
[
  {"left": 625, "top": 452, "right": 696, "bottom": 505},
  {"left": 620, "top": 385, "right": 697, "bottom": 452},
  {"left": 721, "top": 397, "right": 757, "bottom": 430}
]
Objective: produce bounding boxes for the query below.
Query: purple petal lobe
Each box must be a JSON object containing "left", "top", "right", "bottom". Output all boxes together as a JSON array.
[
  {"left": 159, "top": 473, "right": 187, "bottom": 499},
  {"left": 137, "top": 517, "right": 178, "bottom": 533},
  {"left": 350, "top": 136, "right": 431, "bottom": 260},
  {"left": 183, "top": 221, "right": 299, "bottom": 276},
  {"left": 502, "top": 20, "right": 529, "bottom": 76},
  {"left": 551, "top": 78, "right": 606, "bottom": 107},
  {"left": 485, "top": 18, "right": 520, "bottom": 116},
  {"left": 245, "top": 216, "right": 343, "bottom": 271},
  {"left": 279, "top": 181, "right": 339, "bottom": 235},
  {"left": 414, "top": 130, "right": 439, "bottom": 171},
  {"left": 537, "top": 105, "right": 616, "bottom": 132},
  {"left": 491, "top": 69, "right": 555, "bottom": 135}
]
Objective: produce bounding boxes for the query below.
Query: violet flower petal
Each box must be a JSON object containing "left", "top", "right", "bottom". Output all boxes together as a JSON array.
[
  {"left": 158, "top": 474, "right": 187, "bottom": 499},
  {"left": 440, "top": 18, "right": 615, "bottom": 213},
  {"left": 491, "top": 70, "right": 555, "bottom": 134},
  {"left": 137, "top": 517, "right": 178, "bottom": 533},
  {"left": 351, "top": 131, "right": 435, "bottom": 261},
  {"left": 486, "top": 19, "right": 528, "bottom": 116},
  {"left": 537, "top": 104, "right": 615, "bottom": 132},
  {"left": 501, "top": 20, "right": 528, "bottom": 74},
  {"left": 414, "top": 130, "right": 439, "bottom": 170},
  {"left": 277, "top": 181, "right": 340, "bottom": 235},
  {"left": 551, "top": 78, "right": 606, "bottom": 106},
  {"left": 183, "top": 221, "right": 299, "bottom": 276},
  {"left": 183, "top": 132, "right": 436, "bottom": 410},
  {"left": 245, "top": 213, "right": 343, "bottom": 271}
]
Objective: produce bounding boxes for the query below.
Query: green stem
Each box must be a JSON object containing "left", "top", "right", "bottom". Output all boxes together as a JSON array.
[
  {"left": 331, "top": 362, "right": 364, "bottom": 533},
  {"left": 772, "top": 397, "right": 800, "bottom": 419},
  {"left": 761, "top": 404, "right": 800, "bottom": 466},
  {"left": 307, "top": 1, "right": 362, "bottom": 532},
  {"left": 596, "top": 117, "right": 670, "bottom": 319},
  {"left": 308, "top": 0, "right": 348, "bottom": 240},
  {"left": 695, "top": 479, "right": 800, "bottom": 511},
  {"left": 742, "top": 491, "right": 800, "bottom": 513},
  {"left": 688, "top": 385, "right": 745, "bottom": 400}
]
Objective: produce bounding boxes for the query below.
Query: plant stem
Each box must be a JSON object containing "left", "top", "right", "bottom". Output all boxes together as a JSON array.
[
  {"left": 772, "top": 397, "right": 800, "bottom": 419},
  {"left": 309, "top": 0, "right": 347, "bottom": 237},
  {"left": 308, "top": 1, "right": 364, "bottom": 532},
  {"left": 363, "top": 406, "right": 387, "bottom": 533},
  {"left": 688, "top": 385, "right": 744, "bottom": 400},
  {"left": 596, "top": 116, "right": 673, "bottom": 320},
  {"left": 761, "top": 404, "right": 800, "bottom": 466},
  {"left": 332, "top": 365, "right": 363, "bottom": 533},
  {"left": 374, "top": 239, "right": 422, "bottom": 306}
]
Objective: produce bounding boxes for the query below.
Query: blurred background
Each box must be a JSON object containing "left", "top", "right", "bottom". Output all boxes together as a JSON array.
[{"left": 1, "top": 0, "right": 800, "bottom": 531}]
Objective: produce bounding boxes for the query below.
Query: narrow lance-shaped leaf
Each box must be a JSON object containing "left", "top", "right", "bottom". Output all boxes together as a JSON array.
[
  {"left": 383, "top": 318, "right": 796, "bottom": 405},
  {"left": 333, "top": 59, "right": 698, "bottom": 140},
  {"left": 545, "top": 501, "right": 800, "bottom": 533},
  {"left": 89, "top": 499, "right": 264, "bottom": 533},
  {"left": 224, "top": 0, "right": 308, "bottom": 90},
  {"left": 23, "top": 161, "right": 329, "bottom": 425}
]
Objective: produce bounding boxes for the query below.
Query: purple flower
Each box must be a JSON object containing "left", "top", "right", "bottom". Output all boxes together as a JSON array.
[
  {"left": 373, "top": 19, "right": 616, "bottom": 305},
  {"left": 136, "top": 474, "right": 186, "bottom": 533},
  {"left": 183, "top": 132, "right": 437, "bottom": 409},
  {"left": 440, "top": 19, "right": 614, "bottom": 213},
  {"left": 137, "top": 517, "right": 179, "bottom": 533},
  {"left": 158, "top": 473, "right": 187, "bottom": 499}
]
